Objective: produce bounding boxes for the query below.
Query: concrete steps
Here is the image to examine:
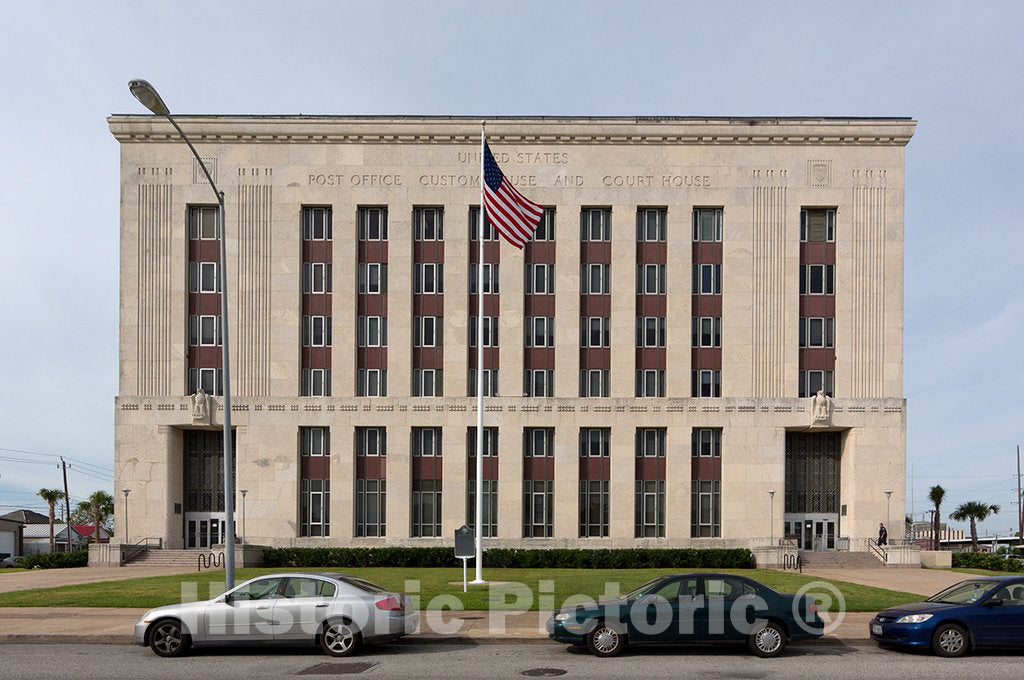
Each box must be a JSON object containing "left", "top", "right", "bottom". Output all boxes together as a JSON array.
[
  {"left": 799, "top": 550, "right": 885, "bottom": 569},
  {"left": 125, "top": 549, "right": 222, "bottom": 567}
]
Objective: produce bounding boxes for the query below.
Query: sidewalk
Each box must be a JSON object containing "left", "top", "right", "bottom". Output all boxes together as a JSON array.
[
  {"left": 0, "top": 567, "right": 196, "bottom": 595},
  {"left": 797, "top": 568, "right": 966, "bottom": 597},
  {"left": 0, "top": 608, "right": 876, "bottom": 645}
]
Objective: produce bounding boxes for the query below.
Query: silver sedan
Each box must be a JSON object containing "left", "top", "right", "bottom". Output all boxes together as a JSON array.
[{"left": 135, "top": 572, "right": 419, "bottom": 657}]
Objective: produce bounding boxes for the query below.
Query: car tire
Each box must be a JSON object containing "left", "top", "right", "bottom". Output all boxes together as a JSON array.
[
  {"left": 148, "top": 619, "right": 191, "bottom": 658},
  {"left": 931, "top": 623, "right": 969, "bottom": 658},
  {"left": 320, "top": 619, "right": 363, "bottom": 657},
  {"left": 586, "top": 622, "right": 626, "bottom": 657},
  {"left": 748, "top": 621, "right": 787, "bottom": 658}
]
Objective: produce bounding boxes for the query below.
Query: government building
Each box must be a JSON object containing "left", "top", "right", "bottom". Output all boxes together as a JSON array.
[{"left": 109, "top": 115, "right": 913, "bottom": 555}]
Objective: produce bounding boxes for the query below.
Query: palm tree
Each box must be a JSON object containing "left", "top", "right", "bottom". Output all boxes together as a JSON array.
[
  {"left": 87, "top": 491, "right": 114, "bottom": 542},
  {"left": 37, "top": 488, "right": 65, "bottom": 553},
  {"left": 929, "top": 485, "right": 945, "bottom": 550},
  {"left": 950, "top": 501, "right": 1000, "bottom": 551}
]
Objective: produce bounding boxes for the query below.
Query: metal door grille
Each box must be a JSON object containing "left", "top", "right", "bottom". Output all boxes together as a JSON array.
[
  {"left": 184, "top": 430, "right": 235, "bottom": 512},
  {"left": 784, "top": 431, "right": 840, "bottom": 514}
]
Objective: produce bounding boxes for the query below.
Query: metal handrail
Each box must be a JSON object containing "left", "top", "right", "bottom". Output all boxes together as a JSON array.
[
  {"left": 867, "top": 537, "right": 888, "bottom": 563},
  {"left": 122, "top": 536, "right": 163, "bottom": 564}
]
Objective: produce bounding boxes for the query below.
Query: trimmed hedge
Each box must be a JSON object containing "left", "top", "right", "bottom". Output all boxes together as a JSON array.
[
  {"left": 263, "top": 547, "right": 754, "bottom": 570},
  {"left": 21, "top": 550, "right": 89, "bottom": 570},
  {"left": 952, "top": 551, "right": 1024, "bottom": 573}
]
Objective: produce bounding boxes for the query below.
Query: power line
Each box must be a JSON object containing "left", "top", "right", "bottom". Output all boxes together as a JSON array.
[{"left": 0, "top": 447, "right": 114, "bottom": 474}]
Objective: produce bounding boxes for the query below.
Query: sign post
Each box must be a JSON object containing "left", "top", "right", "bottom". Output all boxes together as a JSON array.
[{"left": 454, "top": 525, "right": 475, "bottom": 593}]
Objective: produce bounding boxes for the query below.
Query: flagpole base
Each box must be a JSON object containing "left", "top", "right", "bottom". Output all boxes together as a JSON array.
[{"left": 468, "top": 579, "right": 488, "bottom": 585}]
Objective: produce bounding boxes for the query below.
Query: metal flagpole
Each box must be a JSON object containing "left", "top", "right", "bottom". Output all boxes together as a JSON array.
[{"left": 471, "top": 122, "right": 487, "bottom": 584}]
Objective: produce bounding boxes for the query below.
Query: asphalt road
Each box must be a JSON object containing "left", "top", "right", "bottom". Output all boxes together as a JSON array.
[{"left": 1, "top": 641, "right": 1023, "bottom": 679}]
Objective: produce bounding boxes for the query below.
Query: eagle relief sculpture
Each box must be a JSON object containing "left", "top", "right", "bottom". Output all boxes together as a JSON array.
[
  {"left": 811, "top": 389, "right": 832, "bottom": 426},
  {"left": 191, "top": 388, "right": 210, "bottom": 425}
]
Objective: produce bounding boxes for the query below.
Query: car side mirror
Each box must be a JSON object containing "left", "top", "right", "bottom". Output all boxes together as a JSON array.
[
  {"left": 223, "top": 593, "right": 235, "bottom": 605},
  {"left": 984, "top": 598, "right": 1003, "bottom": 608}
]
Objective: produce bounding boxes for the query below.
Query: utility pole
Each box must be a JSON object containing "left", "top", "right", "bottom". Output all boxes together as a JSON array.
[
  {"left": 60, "top": 458, "right": 71, "bottom": 552},
  {"left": 1017, "top": 444, "right": 1021, "bottom": 547}
]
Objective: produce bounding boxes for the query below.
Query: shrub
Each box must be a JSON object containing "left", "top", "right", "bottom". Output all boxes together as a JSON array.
[
  {"left": 951, "top": 551, "right": 1024, "bottom": 572},
  {"left": 262, "top": 546, "right": 755, "bottom": 570},
  {"left": 21, "top": 550, "right": 89, "bottom": 570}
]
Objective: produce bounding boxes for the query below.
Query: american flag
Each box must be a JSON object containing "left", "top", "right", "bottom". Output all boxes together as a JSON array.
[{"left": 482, "top": 142, "right": 544, "bottom": 248}]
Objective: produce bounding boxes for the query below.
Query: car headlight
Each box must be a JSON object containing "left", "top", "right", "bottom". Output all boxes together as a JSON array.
[
  {"left": 142, "top": 610, "right": 157, "bottom": 623},
  {"left": 553, "top": 613, "right": 571, "bottom": 622},
  {"left": 895, "top": 614, "right": 933, "bottom": 624}
]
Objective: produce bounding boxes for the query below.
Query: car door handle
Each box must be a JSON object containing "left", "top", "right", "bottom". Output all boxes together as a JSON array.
[
  {"left": 256, "top": 605, "right": 271, "bottom": 610},
  {"left": 315, "top": 603, "right": 329, "bottom": 608}
]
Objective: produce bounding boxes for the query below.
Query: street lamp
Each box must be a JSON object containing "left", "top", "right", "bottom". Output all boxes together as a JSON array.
[
  {"left": 129, "top": 79, "right": 236, "bottom": 589},
  {"left": 884, "top": 490, "right": 893, "bottom": 540},
  {"left": 122, "top": 489, "right": 130, "bottom": 544},
  {"left": 768, "top": 490, "right": 776, "bottom": 546},
  {"left": 239, "top": 490, "right": 247, "bottom": 545}
]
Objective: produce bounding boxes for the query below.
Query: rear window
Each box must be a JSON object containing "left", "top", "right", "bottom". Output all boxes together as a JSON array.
[{"left": 340, "top": 577, "right": 388, "bottom": 594}]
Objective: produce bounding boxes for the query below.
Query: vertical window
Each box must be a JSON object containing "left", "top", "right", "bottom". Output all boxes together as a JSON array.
[
  {"left": 357, "top": 369, "right": 388, "bottom": 397},
  {"left": 469, "top": 263, "right": 499, "bottom": 294},
  {"left": 468, "top": 317, "right": 499, "bottom": 347},
  {"left": 523, "top": 479, "right": 553, "bottom": 538},
  {"left": 189, "top": 367, "right": 223, "bottom": 396},
  {"left": 302, "top": 368, "right": 331, "bottom": 397},
  {"left": 799, "top": 370, "right": 834, "bottom": 398},
  {"left": 467, "top": 427, "right": 498, "bottom": 457},
  {"left": 357, "top": 316, "right": 387, "bottom": 347},
  {"left": 637, "top": 208, "right": 667, "bottom": 242},
  {"left": 691, "top": 480, "right": 721, "bottom": 537},
  {"left": 636, "top": 317, "right": 666, "bottom": 348},
  {"left": 581, "top": 317, "right": 611, "bottom": 348},
  {"left": 412, "top": 427, "right": 442, "bottom": 457},
  {"left": 468, "top": 206, "right": 499, "bottom": 241},
  {"left": 302, "top": 207, "right": 332, "bottom": 240},
  {"left": 800, "top": 264, "right": 835, "bottom": 295},
  {"left": 692, "top": 208, "right": 723, "bottom": 242},
  {"left": 412, "top": 368, "right": 443, "bottom": 397},
  {"left": 468, "top": 369, "right": 498, "bottom": 397},
  {"left": 691, "top": 370, "right": 722, "bottom": 398},
  {"left": 413, "top": 207, "right": 443, "bottom": 241},
  {"left": 355, "top": 479, "right": 386, "bottom": 537},
  {"left": 411, "top": 480, "right": 442, "bottom": 537},
  {"left": 413, "top": 316, "right": 442, "bottom": 348},
  {"left": 580, "top": 208, "right": 611, "bottom": 242},
  {"left": 691, "top": 317, "right": 722, "bottom": 348},
  {"left": 637, "top": 264, "right": 667, "bottom": 295},
  {"left": 692, "top": 264, "right": 722, "bottom": 295},
  {"left": 301, "top": 427, "right": 330, "bottom": 457},
  {"left": 189, "top": 206, "right": 219, "bottom": 240},
  {"left": 523, "top": 369, "right": 554, "bottom": 397},
  {"left": 414, "top": 263, "right": 444, "bottom": 294},
  {"left": 800, "top": 208, "right": 836, "bottom": 243},
  {"left": 189, "top": 315, "right": 222, "bottom": 347},
  {"left": 635, "top": 480, "right": 665, "bottom": 538},
  {"left": 533, "top": 208, "right": 556, "bottom": 241},
  {"left": 358, "top": 207, "right": 388, "bottom": 241},
  {"left": 524, "top": 428, "right": 554, "bottom": 457},
  {"left": 799, "top": 317, "right": 834, "bottom": 348},
  {"left": 581, "top": 263, "right": 610, "bottom": 294},
  {"left": 358, "top": 263, "right": 388, "bottom": 294},
  {"left": 466, "top": 479, "right": 498, "bottom": 538},
  {"left": 691, "top": 428, "right": 722, "bottom": 457},
  {"left": 579, "top": 369, "right": 610, "bottom": 397},
  {"left": 524, "top": 263, "right": 555, "bottom": 295},
  {"left": 524, "top": 317, "right": 554, "bottom": 348},
  {"left": 635, "top": 369, "right": 666, "bottom": 397},
  {"left": 303, "top": 315, "right": 333, "bottom": 348},
  {"left": 299, "top": 427, "right": 330, "bottom": 538},
  {"left": 579, "top": 480, "right": 610, "bottom": 538},
  {"left": 303, "top": 262, "right": 333, "bottom": 294},
  {"left": 579, "top": 428, "right": 610, "bottom": 457},
  {"left": 357, "top": 427, "right": 386, "bottom": 457},
  {"left": 636, "top": 428, "right": 666, "bottom": 457}
]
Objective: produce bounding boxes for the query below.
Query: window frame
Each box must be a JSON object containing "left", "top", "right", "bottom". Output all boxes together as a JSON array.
[{"left": 580, "top": 207, "right": 611, "bottom": 242}]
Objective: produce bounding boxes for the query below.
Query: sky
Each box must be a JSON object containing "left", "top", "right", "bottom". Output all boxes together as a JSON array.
[{"left": 0, "top": 1, "right": 1021, "bottom": 533}]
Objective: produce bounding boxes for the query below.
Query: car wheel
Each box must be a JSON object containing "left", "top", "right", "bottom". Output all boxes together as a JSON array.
[
  {"left": 748, "top": 621, "right": 787, "bottom": 658},
  {"left": 932, "top": 623, "right": 969, "bottom": 658},
  {"left": 148, "top": 619, "right": 191, "bottom": 658},
  {"left": 586, "top": 623, "right": 626, "bottom": 657},
  {"left": 321, "top": 619, "right": 362, "bottom": 657}
]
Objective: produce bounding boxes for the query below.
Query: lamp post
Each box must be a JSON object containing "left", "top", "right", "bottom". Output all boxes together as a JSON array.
[
  {"left": 768, "top": 490, "right": 776, "bottom": 545},
  {"left": 122, "top": 489, "right": 130, "bottom": 544},
  {"left": 239, "top": 490, "right": 247, "bottom": 545},
  {"left": 884, "top": 490, "right": 893, "bottom": 540},
  {"left": 129, "top": 79, "right": 236, "bottom": 589}
]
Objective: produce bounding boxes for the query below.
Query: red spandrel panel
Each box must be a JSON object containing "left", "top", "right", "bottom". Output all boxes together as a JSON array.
[
  {"left": 356, "top": 455, "right": 387, "bottom": 480},
  {"left": 413, "top": 241, "right": 445, "bottom": 263},
  {"left": 358, "top": 241, "right": 389, "bottom": 263},
  {"left": 798, "top": 347, "right": 836, "bottom": 371},
  {"left": 579, "top": 456, "right": 611, "bottom": 480},
  {"left": 636, "top": 295, "right": 667, "bottom": 316},
  {"left": 691, "top": 295, "right": 722, "bottom": 316},
  {"left": 303, "top": 240, "right": 332, "bottom": 263},
  {"left": 466, "top": 457, "right": 499, "bottom": 481},
  {"left": 691, "top": 456, "right": 722, "bottom": 480},
  {"left": 523, "top": 456, "right": 555, "bottom": 480},
  {"left": 524, "top": 347, "right": 555, "bottom": 370},
  {"left": 691, "top": 347, "right": 722, "bottom": 371},
  {"left": 635, "top": 456, "right": 666, "bottom": 480},
  {"left": 580, "top": 241, "right": 611, "bottom": 262},
  {"left": 692, "top": 241, "right": 723, "bottom": 265},
  {"left": 412, "top": 456, "right": 443, "bottom": 481},
  {"left": 636, "top": 347, "right": 667, "bottom": 370},
  {"left": 357, "top": 294, "right": 388, "bottom": 316},
  {"left": 799, "top": 241, "right": 835, "bottom": 265},
  {"left": 799, "top": 296, "right": 835, "bottom": 317},
  {"left": 412, "top": 347, "right": 444, "bottom": 370},
  {"left": 300, "top": 456, "right": 331, "bottom": 480},
  {"left": 413, "top": 295, "right": 444, "bottom": 316},
  {"left": 579, "top": 347, "right": 611, "bottom": 370},
  {"left": 636, "top": 241, "right": 667, "bottom": 264},
  {"left": 580, "top": 295, "right": 611, "bottom": 316},
  {"left": 525, "top": 241, "right": 556, "bottom": 264},
  {"left": 524, "top": 295, "right": 556, "bottom": 317},
  {"left": 356, "top": 347, "right": 388, "bottom": 369},
  {"left": 467, "top": 347, "right": 500, "bottom": 370}
]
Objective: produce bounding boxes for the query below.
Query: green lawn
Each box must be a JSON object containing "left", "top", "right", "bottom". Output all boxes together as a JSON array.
[
  {"left": 0, "top": 567, "right": 918, "bottom": 612},
  {"left": 0, "top": 568, "right": 28, "bottom": 574},
  {"left": 951, "top": 568, "right": 1021, "bottom": 577}
]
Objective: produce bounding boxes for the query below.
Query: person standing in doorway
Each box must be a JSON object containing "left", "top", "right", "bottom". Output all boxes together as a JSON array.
[{"left": 878, "top": 522, "right": 888, "bottom": 546}]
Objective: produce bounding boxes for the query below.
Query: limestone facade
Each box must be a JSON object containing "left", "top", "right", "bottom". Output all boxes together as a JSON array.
[{"left": 110, "top": 116, "right": 913, "bottom": 550}]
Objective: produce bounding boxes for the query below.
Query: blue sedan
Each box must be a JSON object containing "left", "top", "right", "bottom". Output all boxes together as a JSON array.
[{"left": 870, "top": 576, "right": 1024, "bottom": 657}]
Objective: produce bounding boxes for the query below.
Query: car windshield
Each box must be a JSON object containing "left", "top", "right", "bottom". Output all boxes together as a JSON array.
[
  {"left": 927, "top": 580, "right": 1001, "bottom": 604},
  {"left": 622, "top": 579, "right": 663, "bottom": 600}
]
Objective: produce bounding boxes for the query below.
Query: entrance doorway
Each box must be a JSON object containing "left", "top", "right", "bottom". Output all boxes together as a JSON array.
[
  {"left": 185, "top": 513, "right": 225, "bottom": 549},
  {"left": 785, "top": 515, "right": 838, "bottom": 551}
]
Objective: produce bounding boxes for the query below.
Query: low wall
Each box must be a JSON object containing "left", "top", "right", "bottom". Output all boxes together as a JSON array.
[{"left": 920, "top": 550, "right": 952, "bottom": 569}]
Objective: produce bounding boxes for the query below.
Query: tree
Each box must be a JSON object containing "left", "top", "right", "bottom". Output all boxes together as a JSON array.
[
  {"left": 37, "top": 488, "right": 65, "bottom": 553},
  {"left": 950, "top": 501, "right": 1000, "bottom": 552},
  {"left": 87, "top": 491, "right": 115, "bottom": 541},
  {"left": 929, "top": 485, "right": 945, "bottom": 550},
  {"left": 70, "top": 500, "right": 93, "bottom": 527}
]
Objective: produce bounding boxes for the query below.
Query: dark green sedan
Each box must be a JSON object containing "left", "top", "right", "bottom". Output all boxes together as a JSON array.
[{"left": 546, "top": 573, "right": 824, "bottom": 657}]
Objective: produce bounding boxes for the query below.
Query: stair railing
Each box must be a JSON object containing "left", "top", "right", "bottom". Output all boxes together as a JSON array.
[
  {"left": 121, "top": 536, "right": 163, "bottom": 565},
  {"left": 867, "top": 538, "right": 888, "bottom": 564}
]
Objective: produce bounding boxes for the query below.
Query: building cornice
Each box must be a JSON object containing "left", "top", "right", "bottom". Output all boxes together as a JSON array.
[{"left": 107, "top": 115, "right": 916, "bottom": 147}]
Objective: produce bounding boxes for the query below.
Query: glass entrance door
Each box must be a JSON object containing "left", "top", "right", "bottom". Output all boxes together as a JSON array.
[
  {"left": 786, "top": 514, "right": 838, "bottom": 551},
  {"left": 185, "top": 513, "right": 224, "bottom": 549}
]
